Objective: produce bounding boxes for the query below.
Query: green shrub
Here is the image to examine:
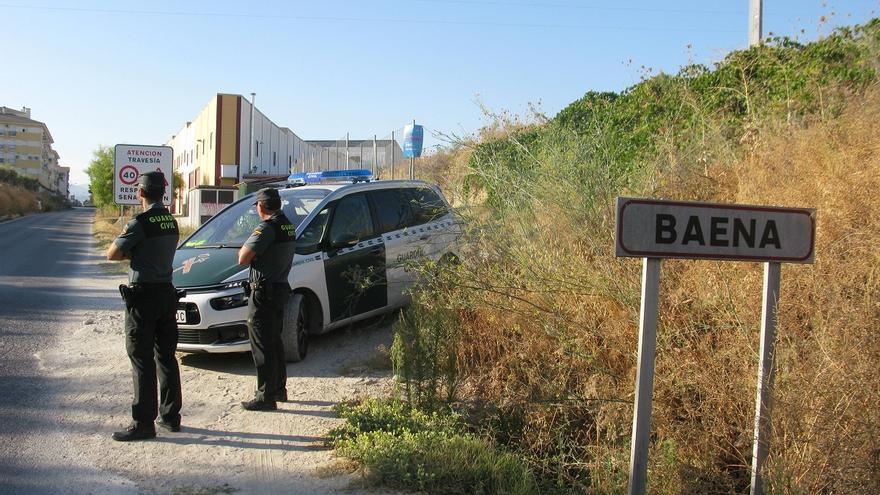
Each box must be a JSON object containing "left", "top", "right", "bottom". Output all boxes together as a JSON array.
[
  {"left": 392, "top": 17, "right": 880, "bottom": 494},
  {"left": 331, "top": 399, "right": 543, "bottom": 495},
  {"left": 390, "top": 298, "right": 464, "bottom": 411}
]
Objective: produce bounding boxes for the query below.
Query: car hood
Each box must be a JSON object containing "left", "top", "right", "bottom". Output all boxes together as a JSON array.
[{"left": 172, "top": 248, "right": 247, "bottom": 288}]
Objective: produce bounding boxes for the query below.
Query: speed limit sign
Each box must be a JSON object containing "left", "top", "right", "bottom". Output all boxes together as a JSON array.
[
  {"left": 118, "top": 165, "right": 139, "bottom": 186},
  {"left": 113, "top": 144, "right": 174, "bottom": 205}
]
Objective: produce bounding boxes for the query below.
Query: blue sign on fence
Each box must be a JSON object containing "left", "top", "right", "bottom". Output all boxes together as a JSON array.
[{"left": 403, "top": 124, "right": 424, "bottom": 158}]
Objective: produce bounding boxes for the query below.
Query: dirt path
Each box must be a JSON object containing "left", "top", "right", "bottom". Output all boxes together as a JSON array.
[{"left": 43, "top": 265, "right": 396, "bottom": 494}]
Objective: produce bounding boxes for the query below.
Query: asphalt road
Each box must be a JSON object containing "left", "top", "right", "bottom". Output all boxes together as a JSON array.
[{"left": 0, "top": 208, "right": 133, "bottom": 494}]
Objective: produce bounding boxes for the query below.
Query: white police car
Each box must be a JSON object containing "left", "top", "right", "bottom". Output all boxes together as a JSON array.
[{"left": 172, "top": 170, "right": 459, "bottom": 362}]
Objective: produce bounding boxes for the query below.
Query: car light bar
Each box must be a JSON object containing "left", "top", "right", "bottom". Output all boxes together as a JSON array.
[{"left": 288, "top": 169, "right": 373, "bottom": 185}]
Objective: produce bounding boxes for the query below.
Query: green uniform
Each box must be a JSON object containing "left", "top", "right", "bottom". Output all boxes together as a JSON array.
[
  {"left": 113, "top": 202, "right": 182, "bottom": 431},
  {"left": 115, "top": 205, "right": 179, "bottom": 283},
  {"left": 243, "top": 210, "right": 295, "bottom": 403}
]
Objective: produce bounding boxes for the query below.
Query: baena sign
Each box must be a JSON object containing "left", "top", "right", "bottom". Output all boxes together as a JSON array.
[{"left": 615, "top": 197, "right": 816, "bottom": 263}]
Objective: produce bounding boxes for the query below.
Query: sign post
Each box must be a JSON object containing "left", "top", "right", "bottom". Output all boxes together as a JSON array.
[
  {"left": 750, "top": 261, "right": 780, "bottom": 495},
  {"left": 114, "top": 144, "right": 174, "bottom": 206},
  {"left": 628, "top": 257, "right": 661, "bottom": 495},
  {"left": 615, "top": 197, "right": 815, "bottom": 495}
]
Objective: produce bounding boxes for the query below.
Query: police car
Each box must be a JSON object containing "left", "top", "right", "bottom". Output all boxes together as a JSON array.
[{"left": 171, "top": 170, "right": 459, "bottom": 362}]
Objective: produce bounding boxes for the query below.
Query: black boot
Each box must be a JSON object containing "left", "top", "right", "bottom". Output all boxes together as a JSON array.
[
  {"left": 241, "top": 398, "right": 277, "bottom": 411},
  {"left": 111, "top": 425, "right": 156, "bottom": 442},
  {"left": 156, "top": 418, "right": 181, "bottom": 432}
]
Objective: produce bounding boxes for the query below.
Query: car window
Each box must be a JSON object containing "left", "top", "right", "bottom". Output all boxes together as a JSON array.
[
  {"left": 404, "top": 187, "right": 448, "bottom": 226},
  {"left": 369, "top": 189, "right": 413, "bottom": 233},
  {"left": 182, "top": 188, "right": 330, "bottom": 248},
  {"left": 296, "top": 206, "right": 330, "bottom": 255},
  {"left": 328, "top": 194, "right": 374, "bottom": 246}
]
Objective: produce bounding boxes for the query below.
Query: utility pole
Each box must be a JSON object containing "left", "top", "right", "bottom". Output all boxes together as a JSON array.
[
  {"left": 391, "top": 131, "right": 395, "bottom": 180},
  {"left": 249, "top": 92, "right": 256, "bottom": 175},
  {"left": 749, "top": 0, "right": 763, "bottom": 47},
  {"left": 345, "top": 132, "right": 350, "bottom": 170},
  {"left": 373, "top": 134, "right": 378, "bottom": 176}
]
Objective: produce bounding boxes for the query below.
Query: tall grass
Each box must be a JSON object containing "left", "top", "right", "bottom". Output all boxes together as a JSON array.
[{"left": 387, "top": 21, "right": 880, "bottom": 494}]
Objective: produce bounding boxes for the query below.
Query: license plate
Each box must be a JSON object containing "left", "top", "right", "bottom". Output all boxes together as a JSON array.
[{"left": 176, "top": 310, "right": 187, "bottom": 324}]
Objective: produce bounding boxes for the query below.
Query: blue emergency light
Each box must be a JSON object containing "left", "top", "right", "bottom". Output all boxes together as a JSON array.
[{"left": 287, "top": 169, "right": 373, "bottom": 185}]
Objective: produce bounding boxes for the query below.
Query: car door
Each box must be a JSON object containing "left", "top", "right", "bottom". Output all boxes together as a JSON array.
[
  {"left": 322, "top": 193, "right": 387, "bottom": 322},
  {"left": 403, "top": 186, "right": 452, "bottom": 262},
  {"left": 367, "top": 188, "right": 415, "bottom": 307}
]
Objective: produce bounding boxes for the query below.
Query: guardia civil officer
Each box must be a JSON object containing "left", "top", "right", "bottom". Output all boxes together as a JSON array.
[
  {"left": 107, "top": 171, "right": 182, "bottom": 441},
  {"left": 237, "top": 188, "right": 295, "bottom": 411}
]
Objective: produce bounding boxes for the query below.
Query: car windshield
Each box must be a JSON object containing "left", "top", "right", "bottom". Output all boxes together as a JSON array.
[{"left": 181, "top": 188, "right": 331, "bottom": 248}]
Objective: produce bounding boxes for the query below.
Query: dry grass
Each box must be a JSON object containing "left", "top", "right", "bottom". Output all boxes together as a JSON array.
[
  {"left": 410, "top": 89, "right": 880, "bottom": 493},
  {"left": 0, "top": 183, "right": 39, "bottom": 218}
]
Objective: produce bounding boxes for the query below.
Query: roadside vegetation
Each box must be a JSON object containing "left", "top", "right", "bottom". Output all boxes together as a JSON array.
[
  {"left": 0, "top": 167, "right": 68, "bottom": 218},
  {"left": 333, "top": 19, "right": 880, "bottom": 494}
]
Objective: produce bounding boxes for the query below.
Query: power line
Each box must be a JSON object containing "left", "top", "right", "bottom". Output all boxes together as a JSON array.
[
  {"left": 410, "top": 0, "right": 740, "bottom": 16},
  {"left": 0, "top": 3, "right": 740, "bottom": 33}
]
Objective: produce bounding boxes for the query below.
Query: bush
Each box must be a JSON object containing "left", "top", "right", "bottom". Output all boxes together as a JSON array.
[
  {"left": 0, "top": 167, "right": 41, "bottom": 192},
  {"left": 391, "top": 298, "right": 463, "bottom": 410},
  {"left": 386, "top": 17, "right": 880, "bottom": 494},
  {"left": 331, "top": 399, "right": 543, "bottom": 495}
]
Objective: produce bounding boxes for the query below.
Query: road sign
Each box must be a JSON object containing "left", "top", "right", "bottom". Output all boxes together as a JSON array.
[
  {"left": 615, "top": 196, "right": 816, "bottom": 495},
  {"left": 402, "top": 123, "right": 424, "bottom": 158},
  {"left": 114, "top": 144, "right": 173, "bottom": 206},
  {"left": 616, "top": 197, "right": 815, "bottom": 263}
]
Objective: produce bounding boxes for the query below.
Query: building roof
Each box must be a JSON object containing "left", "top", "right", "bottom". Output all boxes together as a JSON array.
[{"left": 0, "top": 111, "right": 54, "bottom": 144}]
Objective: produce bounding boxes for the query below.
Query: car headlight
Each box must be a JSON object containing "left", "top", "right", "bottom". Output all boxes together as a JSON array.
[
  {"left": 210, "top": 292, "right": 248, "bottom": 310},
  {"left": 220, "top": 279, "right": 247, "bottom": 291}
]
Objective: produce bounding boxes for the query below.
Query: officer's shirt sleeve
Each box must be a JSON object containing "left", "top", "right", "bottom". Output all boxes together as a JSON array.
[
  {"left": 243, "top": 222, "right": 276, "bottom": 256},
  {"left": 113, "top": 219, "right": 144, "bottom": 253}
]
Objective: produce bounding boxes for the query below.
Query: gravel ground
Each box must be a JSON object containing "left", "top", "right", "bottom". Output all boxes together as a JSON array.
[
  {"left": 1, "top": 209, "right": 400, "bottom": 494},
  {"left": 46, "top": 304, "right": 397, "bottom": 495}
]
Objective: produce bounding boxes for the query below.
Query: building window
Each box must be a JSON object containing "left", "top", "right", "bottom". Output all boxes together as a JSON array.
[
  {"left": 8, "top": 131, "right": 16, "bottom": 136},
  {"left": 255, "top": 140, "right": 259, "bottom": 157},
  {"left": 273, "top": 151, "right": 276, "bottom": 166}
]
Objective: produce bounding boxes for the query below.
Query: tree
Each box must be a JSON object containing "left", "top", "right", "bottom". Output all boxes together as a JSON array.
[
  {"left": 172, "top": 171, "right": 184, "bottom": 195},
  {"left": 85, "top": 146, "right": 114, "bottom": 207}
]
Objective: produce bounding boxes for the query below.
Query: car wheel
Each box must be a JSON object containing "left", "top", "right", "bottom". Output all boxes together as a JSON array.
[{"left": 282, "top": 293, "right": 308, "bottom": 362}]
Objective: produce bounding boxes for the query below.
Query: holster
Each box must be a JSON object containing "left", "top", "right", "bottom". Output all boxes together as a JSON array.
[
  {"left": 119, "top": 284, "right": 134, "bottom": 304},
  {"left": 242, "top": 280, "right": 252, "bottom": 297}
]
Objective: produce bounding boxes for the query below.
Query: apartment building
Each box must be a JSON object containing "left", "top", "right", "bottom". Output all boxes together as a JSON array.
[{"left": 0, "top": 106, "right": 69, "bottom": 196}]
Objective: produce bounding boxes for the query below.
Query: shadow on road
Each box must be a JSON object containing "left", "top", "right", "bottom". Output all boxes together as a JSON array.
[{"left": 153, "top": 426, "right": 331, "bottom": 452}]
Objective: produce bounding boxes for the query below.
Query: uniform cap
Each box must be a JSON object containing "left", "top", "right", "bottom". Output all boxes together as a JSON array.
[
  {"left": 253, "top": 188, "right": 281, "bottom": 209},
  {"left": 138, "top": 171, "right": 166, "bottom": 190}
]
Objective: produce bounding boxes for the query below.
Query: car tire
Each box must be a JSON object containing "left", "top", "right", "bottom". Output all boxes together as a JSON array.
[{"left": 282, "top": 293, "right": 308, "bottom": 363}]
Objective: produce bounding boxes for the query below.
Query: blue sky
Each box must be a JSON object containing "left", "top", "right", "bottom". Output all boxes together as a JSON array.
[{"left": 1, "top": 0, "right": 877, "bottom": 198}]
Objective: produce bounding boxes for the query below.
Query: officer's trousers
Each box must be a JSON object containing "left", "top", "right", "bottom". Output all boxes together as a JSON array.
[
  {"left": 247, "top": 283, "right": 288, "bottom": 401},
  {"left": 124, "top": 285, "right": 182, "bottom": 428}
]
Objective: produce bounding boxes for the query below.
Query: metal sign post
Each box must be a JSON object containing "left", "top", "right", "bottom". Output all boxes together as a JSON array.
[
  {"left": 750, "top": 261, "right": 780, "bottom": 495},
  {"left": 615, "top": 197, "right": 815, "bottom": 495},
  {"left": 628, "top": 257, "right": 661, "bottom": 495}
]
